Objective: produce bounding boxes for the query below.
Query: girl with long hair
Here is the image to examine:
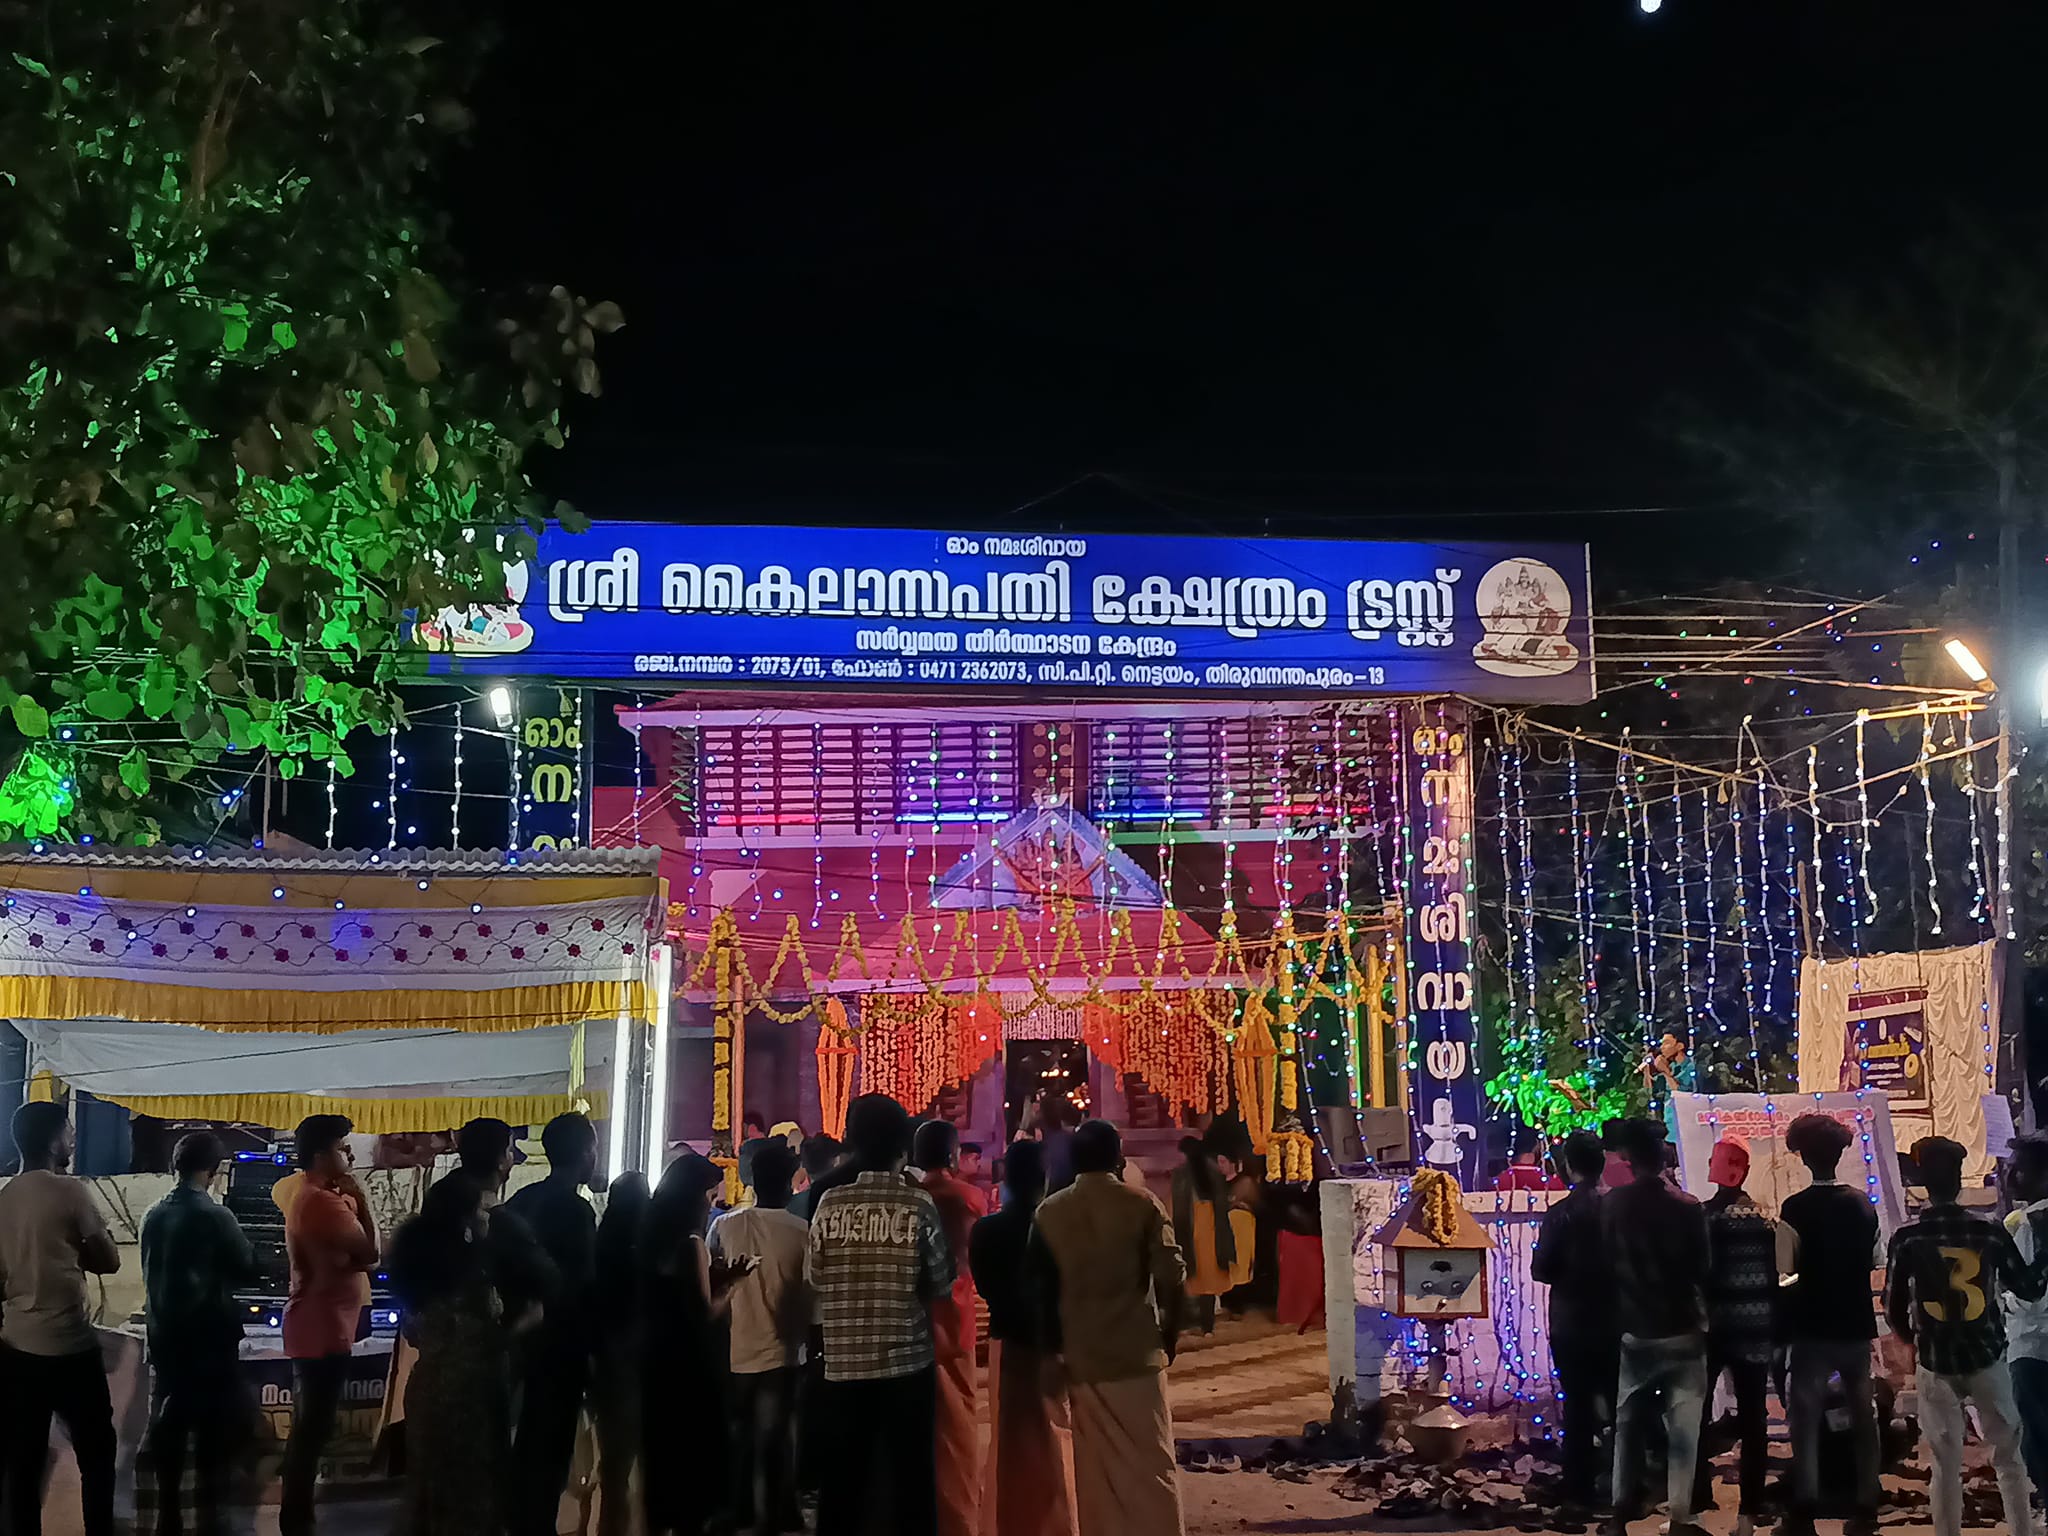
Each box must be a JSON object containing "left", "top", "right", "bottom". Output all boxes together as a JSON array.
[
  {"left": 390, "top": 1175, "right": 513, "bottom": 1536},
  {"left": 639, "top": 1155, "right": 749, "bottom": 1536},
  {"left": 592, "top": 1172, "right": 650, "bottom": 1536}
]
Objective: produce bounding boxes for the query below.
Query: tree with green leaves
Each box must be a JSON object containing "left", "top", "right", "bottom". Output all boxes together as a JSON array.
[
  {"left": 1481, "top": 952, "right": 1645, "bottom": 1137},
  {"left": 0, "top": 1, "right": 615, "bottom": 842}
]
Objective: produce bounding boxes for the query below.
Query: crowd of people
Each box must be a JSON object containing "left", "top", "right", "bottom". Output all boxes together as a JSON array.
[
  {"left": 1533, "top": 1111, "right": 2048, "bottom": 1536},
  {"left": 0, "top": 1091, "right": 1197, "bottom": 1536}
]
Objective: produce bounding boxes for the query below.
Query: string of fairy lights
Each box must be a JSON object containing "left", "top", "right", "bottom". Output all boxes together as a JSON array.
[
  {"left": 75, "top": 654, "right": 1996, "bottom": 1143},
  {"left": 34, "top": 562, "right": 2002, "bottom": 1172},
  {"left": 1486, "top": 699, "right": 2005, "bottom": 1110}
]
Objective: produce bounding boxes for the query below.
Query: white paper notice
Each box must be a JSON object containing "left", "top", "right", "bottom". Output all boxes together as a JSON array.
[{"left": 1983, "top": 1093, "right": 2017, "bottom": 1162}]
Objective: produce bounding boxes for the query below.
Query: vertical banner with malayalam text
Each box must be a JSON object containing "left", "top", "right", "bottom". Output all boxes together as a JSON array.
[
  {"left": 517, "top": 686, "right": 589, "bottom": 851},
  {"left": 1401, "top": 699, "right": 1483, "bottom": 1183}
]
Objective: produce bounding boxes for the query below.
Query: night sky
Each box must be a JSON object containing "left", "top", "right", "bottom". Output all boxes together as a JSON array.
[{"left": 450, "top": 1, "right": 2048, "bottom": 573}]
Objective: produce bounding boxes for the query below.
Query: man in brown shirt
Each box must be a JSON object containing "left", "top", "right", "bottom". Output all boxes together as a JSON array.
[{"left": 1031, "top": 1119, "right": 1187, "bottom": 1536}]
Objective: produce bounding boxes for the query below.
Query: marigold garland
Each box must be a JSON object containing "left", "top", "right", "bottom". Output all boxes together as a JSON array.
[
  {"left": 1411, "top": 1167, "right": 1462, "bottom": 1245},
  {"left": 1265, "top": 1121, "right": 1315, "bottom": 1184},
  {"left": 709, "top": 914, "right": 738, "bottom": 1151},
  {"left": 855, "top": 993, "right": 1003, "bottom": 1112},
  {"left": 1233, "top": 994, "right": 1280, "bottom": 1154},
  {"left": 1087, "top": 995, "right": 1232, "bottom": 1117},
  {"left": 676, "top": 905, "right": 1392, "bottom": 1146},
  {"left": 815, "top": 999, "right": 857, "bottom": 1138}
]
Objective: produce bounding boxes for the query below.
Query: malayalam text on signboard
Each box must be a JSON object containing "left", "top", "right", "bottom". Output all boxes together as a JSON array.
[{"left": 415, "top": 525, "right": 1594, "bottom": 702}]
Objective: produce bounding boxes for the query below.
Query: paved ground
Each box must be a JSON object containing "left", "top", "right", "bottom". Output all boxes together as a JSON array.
[
  {"left": 1167, "top": 1314, "right": 1333, "bottom": 1442},
  {"left": 50, "top": 1317, "right": 1966, "bottom": 1535},
  {"left": 65, "top": 1479, "right": 1970, "bottom": 1536}
]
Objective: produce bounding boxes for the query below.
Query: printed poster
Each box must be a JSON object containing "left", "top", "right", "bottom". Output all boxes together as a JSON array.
[{"left": 1839, "top": 986, "right": 1929, "bottom": 1112}]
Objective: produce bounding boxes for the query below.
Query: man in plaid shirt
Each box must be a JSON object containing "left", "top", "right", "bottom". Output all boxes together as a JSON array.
[
  {"left": 807, "top": 1093, "right": 954, "bottom": 1536},
  {"left": 1885, "top": 1135, "right": 2048, "bottom": 1536}
]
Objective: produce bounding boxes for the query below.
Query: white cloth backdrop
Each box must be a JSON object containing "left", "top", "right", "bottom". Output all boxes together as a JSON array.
[
  {"left": 11, "top": 1016, "right": 606, "bottom": 1101},
  {"left": 1796, "top": 943, "right": 2000, "bottom": 1179}
]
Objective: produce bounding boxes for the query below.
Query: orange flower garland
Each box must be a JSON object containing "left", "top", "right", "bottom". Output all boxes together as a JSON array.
[
  {"left": 816, "top": 999, "right": 857, "bottom": 1138},
  {"left": 855, "top": 993, "right": 1003, "bottom": 1112},
  {"left": 674, "top": 904, "right": 1398, "bottom": 1143},
  {"left": 710, "top": 914, "right": 738, "bottom": 1150},
  {"left": 1089, "top": 995, "right": 1231, "bottom": 1117}
]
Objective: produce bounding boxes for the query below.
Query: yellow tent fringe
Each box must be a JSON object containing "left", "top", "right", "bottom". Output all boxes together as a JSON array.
[
  {"left": 0, "top": 975, "right": 648, "bottom": 1034},
  {"left": 86, "top": 1089, "right": 610, "bottom": 1134}
]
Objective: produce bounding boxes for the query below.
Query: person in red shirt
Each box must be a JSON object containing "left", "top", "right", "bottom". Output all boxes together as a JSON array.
[
  {"left": 279, "top": 1115, "right": 379, "bottom": 1536},
  {"left": 1495, "top": 1141, "right": 1566, "bottom": 1192},
  {"left": 915, "top": 1119, "right": 988, "bottom": 1536}
]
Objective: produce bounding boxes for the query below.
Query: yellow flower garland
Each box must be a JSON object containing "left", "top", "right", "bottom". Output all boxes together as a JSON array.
[
  {"left": 1411, "top": 1167, "right": 1462, "bottom": 1245},
  {"left": 676, "top": 904, "right": 1393, "bottom": 1152}
]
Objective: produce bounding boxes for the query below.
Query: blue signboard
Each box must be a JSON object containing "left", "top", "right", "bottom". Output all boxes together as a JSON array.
[
  {"left": 414, "top": 525, "right": 1593, "bottom": 702},
  {"left": 1400, "top": 700, "right": 1485, "bottom": 1182}
]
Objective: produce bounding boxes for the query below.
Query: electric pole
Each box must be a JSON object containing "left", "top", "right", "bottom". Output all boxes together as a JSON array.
[{"left": 1997, "top": 427, "right": 2028, "bottom": 1119}]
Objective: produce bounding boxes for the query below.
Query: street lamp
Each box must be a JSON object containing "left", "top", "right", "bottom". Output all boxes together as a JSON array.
[
  {"left": 1945, "top": 637, "right": 1992, "bottom": 686},
  {"left": 1946, "top": 636, "right": 2029, "bottom": 1107}
]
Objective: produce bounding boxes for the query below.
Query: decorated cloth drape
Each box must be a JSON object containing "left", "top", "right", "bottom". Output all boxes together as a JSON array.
[
  {"left": 1796, "top": 942, "right": 2000, "bottom": 1180},
  {"left": 0, "top": 845, "right": 665, "bottom": 1136}
]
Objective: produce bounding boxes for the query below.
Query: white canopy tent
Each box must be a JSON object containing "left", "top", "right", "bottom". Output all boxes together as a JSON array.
[{"left": 0, "top": 844, "right": 672, "bottom": 1169}]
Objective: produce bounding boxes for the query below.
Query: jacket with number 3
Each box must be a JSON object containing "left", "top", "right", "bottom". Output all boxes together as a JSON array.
[{"left": 1885, "top": 1201, "right": 2048, "bottom": 1376}]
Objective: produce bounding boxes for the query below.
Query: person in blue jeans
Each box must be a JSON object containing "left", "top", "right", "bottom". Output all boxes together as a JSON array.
[
  {"left": 1601, "top": 1116, "right": 1711, "bottom": 1536},
  {"left": 2003, "top": 1132, "right": 2048, "bottom": 1503}
]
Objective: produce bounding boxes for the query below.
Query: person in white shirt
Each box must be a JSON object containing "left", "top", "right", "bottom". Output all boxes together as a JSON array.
[
  {"left": 711, "top": 1140, "right": 812, "bottom": 1536},
  {"left": 2004, "top": 1132, "right": 2048, "bottom": 1501}
]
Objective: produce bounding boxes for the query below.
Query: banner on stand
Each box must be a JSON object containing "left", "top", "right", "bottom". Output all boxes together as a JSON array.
[{"left": 1669, "top": 1090, "right": 1908, "bottom": 1241}]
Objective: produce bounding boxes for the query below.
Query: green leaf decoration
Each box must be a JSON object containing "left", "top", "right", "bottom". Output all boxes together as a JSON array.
[{"left": 10, "top": 697, "right": 50, "bottom": 739}]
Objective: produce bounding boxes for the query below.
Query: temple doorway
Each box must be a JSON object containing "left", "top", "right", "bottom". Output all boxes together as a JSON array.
[{"left": 1002, "top": 1038, "right": 1089, "bottom": 1142}]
